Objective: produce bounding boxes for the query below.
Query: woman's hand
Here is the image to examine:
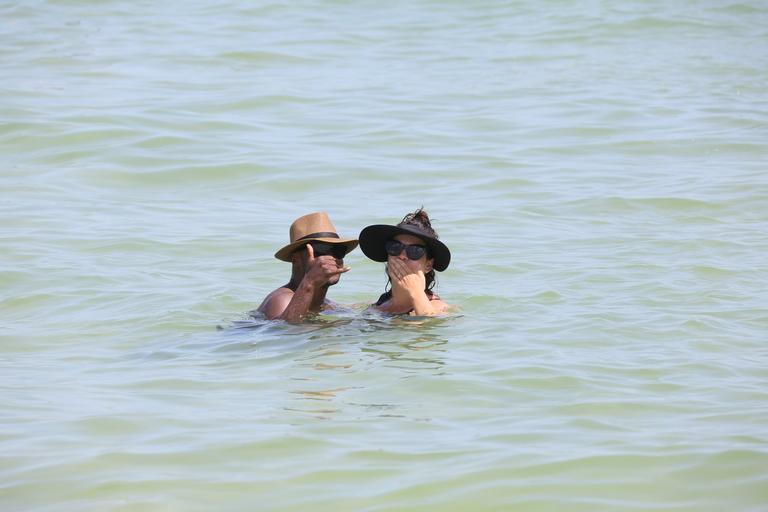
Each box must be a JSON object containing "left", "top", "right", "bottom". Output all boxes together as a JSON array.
[
  {"left": 385, "top": 259, "right": 441, "bottom": 316},
  {"left": 387, "top": 258, "right": 426, "bottom": 299}
]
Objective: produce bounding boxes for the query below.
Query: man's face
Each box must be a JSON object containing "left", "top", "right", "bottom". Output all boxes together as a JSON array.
[
  {"left": 298, "top": 243, "right": 346, "bottom": 286},
  {"left": 309, "top": 242, "right": 347, "bottom": 260}
]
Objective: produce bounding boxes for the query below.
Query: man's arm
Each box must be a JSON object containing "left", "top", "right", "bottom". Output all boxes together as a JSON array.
[
  {"left": 259, "top": 244, "right": 349, "bottom": 322},
  {"left": 258, "top": 281, "right": 319, "bottom": 322},
  {"left": 278, "top": 279, "right": 321, "bottom": 323}
]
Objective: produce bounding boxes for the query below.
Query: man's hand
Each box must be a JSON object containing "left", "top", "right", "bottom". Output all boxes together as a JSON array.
[{"left": 304, "top": 243, "right": 350, "bottom": 287}]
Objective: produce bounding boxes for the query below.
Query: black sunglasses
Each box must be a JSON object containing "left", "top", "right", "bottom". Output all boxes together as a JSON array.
[
  {"left": 385, "top": 240, "right": 427, "bottom": 260},
  {"left": 310, "top": 242, "right": 347, "bottom": 259}
]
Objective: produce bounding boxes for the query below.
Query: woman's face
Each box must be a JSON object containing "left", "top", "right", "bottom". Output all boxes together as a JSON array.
[{"left": 388, "top": 234, "right": 434, "bottom": 274}]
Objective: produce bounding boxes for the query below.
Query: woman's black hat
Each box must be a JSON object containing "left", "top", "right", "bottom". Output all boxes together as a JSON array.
[{"left": 359, "top": 222, "right": 451, "bottom": 271}]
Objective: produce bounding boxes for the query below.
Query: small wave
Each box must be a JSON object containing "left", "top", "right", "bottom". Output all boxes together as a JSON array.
[
  {"left": 563, "top": 195, "right": 729, "bottom": 214},
  {"left": 82, "top": 162, "right": 270, "bottom": 188},
  {"left": 218, "top": 50, "right": 318, "bottom": 64}
]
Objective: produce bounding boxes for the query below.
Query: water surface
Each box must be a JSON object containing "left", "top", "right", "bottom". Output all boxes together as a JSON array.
[{"left": 2, "top": 1, "right": 768, "bottom": 510}]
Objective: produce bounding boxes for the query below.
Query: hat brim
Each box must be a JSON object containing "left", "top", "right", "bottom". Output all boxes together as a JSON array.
[
  {"left": 275, "top": 237, "right": 359, "bottom": 262},
  {"left": 359, "top": 224, "right": 451, "bottom": 271}
]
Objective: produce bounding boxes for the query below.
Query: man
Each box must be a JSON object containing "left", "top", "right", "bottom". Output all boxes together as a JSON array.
[{"left": 255, "top": 212, "right": 358, "bottom": 322}]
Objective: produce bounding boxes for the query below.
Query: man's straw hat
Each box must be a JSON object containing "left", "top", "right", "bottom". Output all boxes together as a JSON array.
[{"left": 274, "top": 212, "right": 358, "bottom": 261}]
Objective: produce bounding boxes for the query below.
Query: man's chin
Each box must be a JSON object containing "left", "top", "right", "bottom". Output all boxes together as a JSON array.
[{"left": 327, "top": 275, "right": 341, "bottom": 286}]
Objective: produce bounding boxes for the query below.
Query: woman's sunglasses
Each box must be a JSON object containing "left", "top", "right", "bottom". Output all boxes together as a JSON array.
[
  {"left": 310, "top": 242, "right": 347, "bottom": 259},
  {"left": 385, "top": 240, "right": 426, "bottom": 260}
]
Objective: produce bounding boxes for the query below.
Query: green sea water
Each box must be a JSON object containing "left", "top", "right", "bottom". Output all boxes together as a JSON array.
[{"left": 2, "top": 1, "right": 768, "bottom": 510}]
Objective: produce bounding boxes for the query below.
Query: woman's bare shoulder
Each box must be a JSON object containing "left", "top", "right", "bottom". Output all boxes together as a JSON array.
[{"left": 430, "top": 298, "right": 453, "bottom": 314}]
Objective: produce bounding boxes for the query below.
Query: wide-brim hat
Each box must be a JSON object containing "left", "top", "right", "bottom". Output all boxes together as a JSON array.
[
  {"left": 275, "top": 211, "right": 358, "bottom": 262},
  {"left": 359, "top": 223, "right": 451, "bottom": 271}
]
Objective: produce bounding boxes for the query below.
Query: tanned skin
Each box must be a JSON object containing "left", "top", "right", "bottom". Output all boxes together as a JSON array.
[
  {"left": 374, "top": 233, "right": 450, "bottom": 316},
  {"left": 256, "top": 244, "right": 350, "bottom": 322}
]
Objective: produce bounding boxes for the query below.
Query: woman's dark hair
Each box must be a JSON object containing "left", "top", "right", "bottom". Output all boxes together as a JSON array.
[{"left": 374, "top": 208, "right": 438, "bottom": 306}]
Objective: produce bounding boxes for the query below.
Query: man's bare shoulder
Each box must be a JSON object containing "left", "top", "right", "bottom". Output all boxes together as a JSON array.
[{"left": 256, "top": 286, "right": 295, "bottom": 320}]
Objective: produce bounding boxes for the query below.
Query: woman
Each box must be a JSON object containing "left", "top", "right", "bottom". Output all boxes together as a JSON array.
[{"left": 359, "top": 208, "right": 452, "bottom": 316}]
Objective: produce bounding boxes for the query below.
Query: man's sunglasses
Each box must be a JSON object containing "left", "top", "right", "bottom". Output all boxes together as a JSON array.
[
  {"left": 385, "top": 240, "right": 427, "bottom": 260},
  {"left": 310, "top": 242, "right": 347, "bottom": 259}
]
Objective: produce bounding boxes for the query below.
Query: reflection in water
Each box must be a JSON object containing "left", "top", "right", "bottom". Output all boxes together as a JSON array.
[
  {"left": 313, "top": 362, "right": 353, "bottom": 370},
  {"left": 283, "top": 314, "right": 453, "bottom": 420},
  {"left": 361, "top": 314, "right": 452, "bottom": 373},
  {"left": 284, "top": 382, "right": 352, "bottom": 420},
  {"left": 282, "top": 407, "right": 340, "bottom": 420},
  {"left": 219, "top": 311, "right": 456, "bottom": 419},
  {"left": 362, "top": 334, "right": 448, "bottom": 373},
  {"left": 291, "top": 387, "right": 354, "bottom": 400}
]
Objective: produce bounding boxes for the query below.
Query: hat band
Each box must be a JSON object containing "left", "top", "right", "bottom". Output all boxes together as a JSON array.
[{"left": 296, "top": 231, "right": 340, "bottom": 241}]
